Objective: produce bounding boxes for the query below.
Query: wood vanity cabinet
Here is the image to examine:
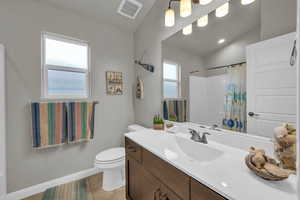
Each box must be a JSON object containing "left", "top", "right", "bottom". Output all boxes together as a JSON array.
[
  {"left": 191, "top": 178, "right": 226, "bottom": 200},
  {"left": 126, "top": 156, "right": 160, "bottom": 200},
  {"left": 125, "top": 138, "right": 227, "bottom": 200}
]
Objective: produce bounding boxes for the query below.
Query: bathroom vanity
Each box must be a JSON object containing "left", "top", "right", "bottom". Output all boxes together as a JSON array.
[
  {"left": 125, "top": 128, "right": 297, "bottom": 200},
  {"left": 126, "top": 0, "right": 298, "bottom": 199},
  {"left": 125, "top": 137, "right": 225, "bottom": 200}
]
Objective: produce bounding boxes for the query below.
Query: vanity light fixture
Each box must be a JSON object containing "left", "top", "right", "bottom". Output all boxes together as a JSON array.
[
  {"left": 164, "top": 0, "right": 200, "bottom": 27},
  {"left": 183, "top": 24, "right": 193, "bottom": 35},
  {"left": 180, "top": 0, "right": 192, "bottom": 17},
  {"left": 197, "top": 15, "right": 208, "bottom": 27},
  {"left": 165, "top": 8, "right": 175, "bottom": 27},
  {"left": 199, "top": 0, "right": 213, "bottom": 5},
  {"left": 215, "top": 2, "right": 229, "bottom": 18},
  {"left": 241, "top": 0, "right": 255, "bottom": 5},
  {"left": 218, "top": 38, "right": 226, "bottom": 44}
]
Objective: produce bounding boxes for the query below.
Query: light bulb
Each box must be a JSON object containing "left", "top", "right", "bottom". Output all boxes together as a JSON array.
[
  {"left": 180, "top": 0, "right": 192, "bottom": 18},
  {"left": 200, "top": 0, "right": 213, "bottom": 5},
  {"left": 183, "top": 24, "right": 193, "bottom": 35},
  {"left": 216, "top": 2, "right": 229, "bottom": 18},
  {"left": 241, "top": 0, "right": 255, "bottom": 5},
  {"left": 218, "top": 38, "right": 226, "bottom": 44},
  {"left": 165, "top": 9, "right": 175, "bottom": 27},
  {"left": 197, "top": 15, "right": 208, "bottom": 27}
]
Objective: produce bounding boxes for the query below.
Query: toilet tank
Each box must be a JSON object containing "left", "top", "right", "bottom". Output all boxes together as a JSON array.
[{"left": 128, "top": 124, "right": 146, "bottom": 132}]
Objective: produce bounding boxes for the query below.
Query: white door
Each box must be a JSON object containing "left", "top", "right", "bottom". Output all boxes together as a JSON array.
[
  {"left": 247, "top": 33, "right": 297, "bottom": 138},
  {"left": 0, "top": 44, "right": 6, "bottom": 197}
]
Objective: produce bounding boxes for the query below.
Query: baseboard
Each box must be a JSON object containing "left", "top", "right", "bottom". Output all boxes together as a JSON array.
[{"left": 3, "top": 168, "right": 101, "bottom": 200}]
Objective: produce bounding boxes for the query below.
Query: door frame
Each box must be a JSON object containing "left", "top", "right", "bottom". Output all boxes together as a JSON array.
[{"left": 0, "top": 44, "right": 6, "bottom": 197}]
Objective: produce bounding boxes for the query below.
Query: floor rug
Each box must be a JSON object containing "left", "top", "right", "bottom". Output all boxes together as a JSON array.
[{"left": 42, "top": 178, "right": 93, "bottom": 200}]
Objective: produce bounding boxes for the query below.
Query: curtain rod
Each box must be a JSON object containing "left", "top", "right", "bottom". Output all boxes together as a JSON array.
[{"left": 207, "top": 61, "right": 246, "bottom": 71}]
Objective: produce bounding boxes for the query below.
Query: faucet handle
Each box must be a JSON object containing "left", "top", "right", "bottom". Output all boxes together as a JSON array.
[
  {"left": 210, "top": 124, "right": 218, "bottom": 130},
  {"left": 201, "top": 132, "right": 211, "bottom": 144}
]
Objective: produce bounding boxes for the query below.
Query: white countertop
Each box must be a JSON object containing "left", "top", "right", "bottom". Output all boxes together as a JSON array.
[{"left": 125, "top": 130, "right": 297, "bottom": 200}]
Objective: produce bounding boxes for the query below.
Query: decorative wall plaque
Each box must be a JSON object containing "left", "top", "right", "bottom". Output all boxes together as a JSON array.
[{"left": 106, "top": 71, "right": 123, "bottom": 95}]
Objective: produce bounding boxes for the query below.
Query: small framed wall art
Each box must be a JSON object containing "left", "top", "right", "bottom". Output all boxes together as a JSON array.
[{"left": 106, "top": 71, "right": 123, "bottom": 95}]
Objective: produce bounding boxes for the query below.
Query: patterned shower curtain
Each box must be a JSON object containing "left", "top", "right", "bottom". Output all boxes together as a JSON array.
[{"left": 222, "top": 63, "right": 247, "bottom": 133}]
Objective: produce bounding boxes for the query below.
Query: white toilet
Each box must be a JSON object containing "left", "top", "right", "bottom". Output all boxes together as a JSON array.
[{"left": 94, "top": 124, "right": 146, "bottom": 191}]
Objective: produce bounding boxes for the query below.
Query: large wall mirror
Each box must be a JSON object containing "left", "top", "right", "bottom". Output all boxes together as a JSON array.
[{"left": 162, "top": 0, "right": 297, "bottom": 138}]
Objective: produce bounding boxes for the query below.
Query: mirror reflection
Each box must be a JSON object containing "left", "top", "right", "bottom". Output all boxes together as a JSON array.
[{"left": 162, "top": 0, "right": 296, "bottom": 138}]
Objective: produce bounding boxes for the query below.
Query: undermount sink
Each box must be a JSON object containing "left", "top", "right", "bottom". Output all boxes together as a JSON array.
[{"left": 175, "top": 136, "right": 223, "bottom": 163}]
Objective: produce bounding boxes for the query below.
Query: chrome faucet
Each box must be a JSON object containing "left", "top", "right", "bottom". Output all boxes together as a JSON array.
[
  {"left": 189, "top": 129, "right": 211, "bottom": 144},
  {"left": 201, "top": 132, "right": 211, "bottom": 144}
]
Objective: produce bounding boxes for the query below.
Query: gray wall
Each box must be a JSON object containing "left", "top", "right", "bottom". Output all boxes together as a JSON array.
[
  {"left": 162, "top": 45, "right": 206, "bottom": 100},
  {"left": 134, "top": 0, "right": 228, "bottom": 127},
  {"left": 204, "top": 27, "right": 261, "bottom": 76},
  {"left": 0, "top": 0, "right": 135, "bottom": 192},
  {"left": 261, "top": 0, "right": 297, "bottom": 40}
]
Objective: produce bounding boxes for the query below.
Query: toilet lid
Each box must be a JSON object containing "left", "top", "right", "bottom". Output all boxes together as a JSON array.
[{"left": 96, "top": 147, "right": 125, "bottom": 162}]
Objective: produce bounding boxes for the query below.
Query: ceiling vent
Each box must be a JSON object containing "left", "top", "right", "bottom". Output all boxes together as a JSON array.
[{"left": 118, "top": 0, "right": 143, "bottom": 19}]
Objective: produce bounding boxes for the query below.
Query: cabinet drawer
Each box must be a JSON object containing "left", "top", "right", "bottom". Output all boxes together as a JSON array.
[
  {"left": 125, "top": 138, "right": 142, "bottom": 163},
  {"left": 143, "top": 149, "right": 189, "bottom": 200},
  {"left": 191, "top": 178, "right": 226, "bottom": 200}
]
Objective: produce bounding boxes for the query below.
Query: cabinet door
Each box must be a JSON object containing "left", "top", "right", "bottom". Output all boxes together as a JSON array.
[
  {"left": 159, "top": 184, "right": 182, "bottom": 200},
  {"left": 139, "top": 165, "right": 161, "bottom": 200},
  {"left": 191, "top": 179, "right": 226, "bottom": 200},
  {"left": 126, "top": 156, "right": 160, "bottom": 200},
  {"left": 126, "top": 157, "right": 141, "bottom": 200}
]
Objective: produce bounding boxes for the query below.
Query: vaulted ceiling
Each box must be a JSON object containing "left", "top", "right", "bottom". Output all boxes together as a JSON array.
[
  {"left": 163, "top": 0, "right": 261, "bottom": 57},
  {"left": 37, "top": 0, "right": 157, "bottom": 32}
]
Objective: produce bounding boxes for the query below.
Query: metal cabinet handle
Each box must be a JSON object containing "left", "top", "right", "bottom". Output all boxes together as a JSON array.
[
  {"left": 126, "top": 146, "right": 136, "bottom": 152},
  {"left": 290, "top": 40, "right": 297, "bottom": 66}
]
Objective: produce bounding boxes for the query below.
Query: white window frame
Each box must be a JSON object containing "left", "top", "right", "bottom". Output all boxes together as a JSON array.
[
  {"left": 163, "top": 60, "right": 181, "bottom": 99},
  {"left": 41, "top": 32, "right": 91, "bottom": 99}
]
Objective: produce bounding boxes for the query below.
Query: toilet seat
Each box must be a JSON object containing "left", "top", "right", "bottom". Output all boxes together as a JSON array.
[
  {"left": 94, "top": 147, "right": 125, "bottom": 169},
  {"left": 95, "top": 157, "right": 124, "bottom": 163},
  {"left": 95, "top": 147, "right": 125, "bottom": 163},
  {"left": 94, "top": 158, "right": 125, "bottom": 165}
]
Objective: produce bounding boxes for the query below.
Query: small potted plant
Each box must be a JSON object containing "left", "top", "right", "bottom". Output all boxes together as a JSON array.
[
  {"left": 153, "top": 114, "right": 165, "bottom": 130},
  {"left": 169, "top": 113, "right": 177, "bottom": 122}
]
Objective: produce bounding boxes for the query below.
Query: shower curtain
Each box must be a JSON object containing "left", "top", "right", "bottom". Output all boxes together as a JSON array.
[{"left": 222, "top": 63, "right": 247, "bottom": 133}]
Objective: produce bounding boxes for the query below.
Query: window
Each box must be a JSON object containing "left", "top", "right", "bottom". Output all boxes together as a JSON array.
[
  {"left": 42, "top": 32, "right": 90, "bottom": 98},
  {"left": 163, "top": 61, "right": 181, "bottom": 98}
]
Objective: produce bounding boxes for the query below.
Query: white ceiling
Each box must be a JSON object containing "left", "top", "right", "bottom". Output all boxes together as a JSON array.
[
  {"left": 37, "top": 0, "right": 157, "bottom": 32},
  {"left": 163, "top": 0, "right": 261, "bottom": 57}
]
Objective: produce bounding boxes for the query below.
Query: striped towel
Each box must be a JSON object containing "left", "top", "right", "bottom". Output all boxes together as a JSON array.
[
  {"left": 163, "top": 99, "right": 187, "bottom": 122},
  {"left": 66, "top": 102, "right": 96, "bottom": 143},
  {"left": 31, "top": 102, "right": 67, "bottom": 148}
]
